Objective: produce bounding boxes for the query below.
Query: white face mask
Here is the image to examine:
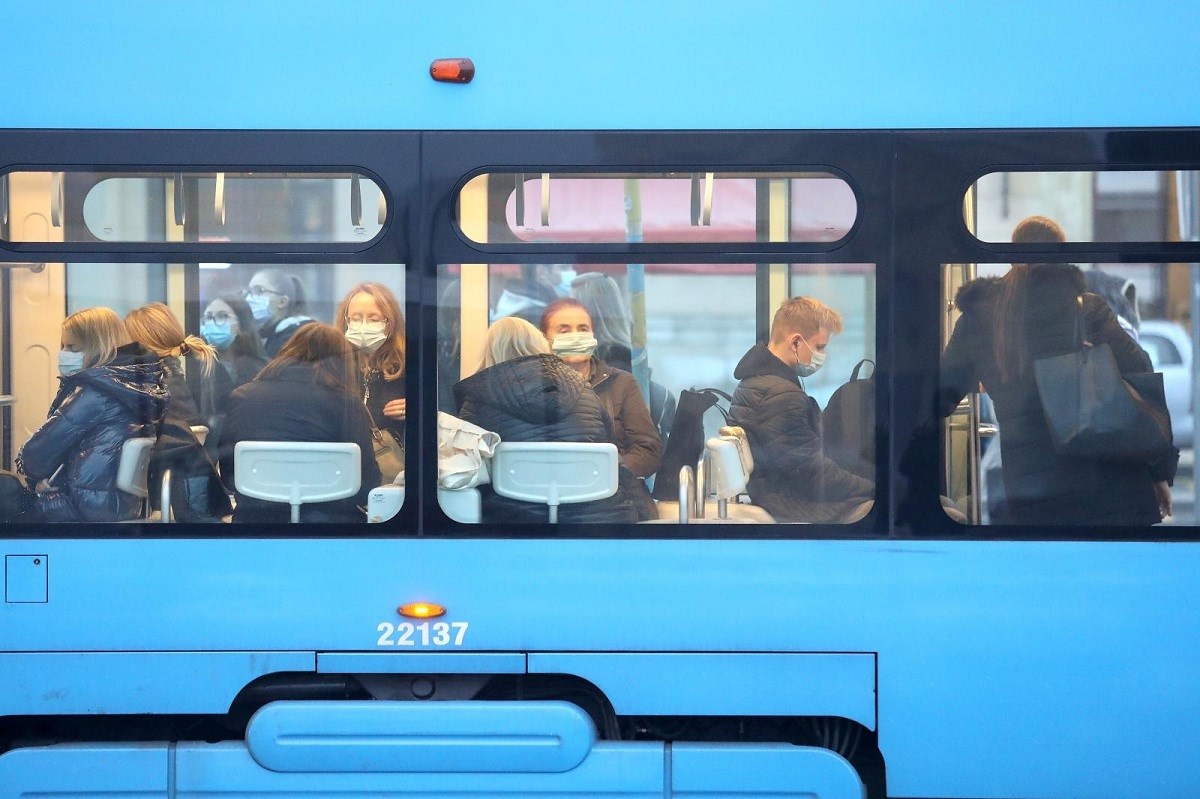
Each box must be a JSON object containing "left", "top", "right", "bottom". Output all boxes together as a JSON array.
[
  {"left": 345, "top": 320, "right": 388, "bottom": 353},
  {"left": 58, "top": 349, "right": 85, "bottom": 376},
  {"left": 246, "top": 292, "right": 273, "bottom": 323},
  {"left": 794, "top": 336, "right": 826, "bottom": 378},
  {"left": 552, "top": 331, "right": 598, "bottom": 357}
]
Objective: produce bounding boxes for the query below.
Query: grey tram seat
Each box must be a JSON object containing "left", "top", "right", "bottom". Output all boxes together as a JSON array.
[
  {"left": 491, "top": 441, "right": 619, "bottom": 523},
  {"left": 233, "top": 441, "right": 361, "bottom": 523}
]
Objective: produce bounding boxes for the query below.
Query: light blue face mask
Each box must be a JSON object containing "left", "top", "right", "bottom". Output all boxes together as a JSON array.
[
  {"left": 245, "top": 292, "right": 273, "bottom": 324},
  {"left": 201, "top": 320, "right": 235, "bottom": 350},
  {"left": 58, "top": 349, "right": 85, "bottom": 377},
  {"left": 794, "top": 336, "right": 826, "bottom": 378}
]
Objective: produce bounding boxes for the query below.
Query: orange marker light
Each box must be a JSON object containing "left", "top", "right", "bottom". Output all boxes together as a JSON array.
[
  {"left": 399, "top": 602, "right": 447, "bottom": 619},
  {"left": 430, "top": 58, "right": 475, "bottom": 84}
]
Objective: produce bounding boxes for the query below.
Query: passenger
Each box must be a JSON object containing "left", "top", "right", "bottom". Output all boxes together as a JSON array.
[
  {"left": 0, "top": 307, "right": 166, "bottom": 523},
  {"left": 124, "top": 302, "right": 231, "bottom": 522},
  {"left": 729, "top": 297, "right": 874, "bottom": 523},
  {"left": 569, "top": 271, "right": 677, "bottom": 441},
  {"left": 541, "top": 297, "right": 661, "bottom": 521},
  {"left": 245, "top": 268, "right": 316, "bottom": 357},
  {"left": 125, "top": 302, "right": 216, "bottom": 427},
  {"left": 452, "top": 316, "right": 636, "bottom": 524},
  {"left": 217, "top": 323, "right": 380, "bottom": 522},
  {"left": 334, "top": 282, "right": 406, "bottom": 441},
  {"left": 939, "top": 215, "right": 1174, "bottom": 526},
  {"left": 197, "top": 294, "right": 269, "bottom": 411},
  {"left": 491, "top": 264, "right": 567, "bottom": 326}
]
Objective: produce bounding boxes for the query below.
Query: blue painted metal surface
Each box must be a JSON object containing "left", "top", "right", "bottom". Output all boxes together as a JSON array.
[
  {"left": 245, "top": 700, "right": 595, "bottom": 773},
  {"left": 672, "top": 743, "right": 864, "bottom": 799},
  {"left": 316, "top": 651, "right": 525, "bottom": 673},
  {"left": 0, "top": 743, "right": 168, "bottom": 799},
  {"left": 2, "top": 1, "right": 1200, "bottom": 130},
  {"left": 0, "top": 651, "right": 314, "bottom": 715},
  {"left": 4, "top": 554, "right": 47, "bottom": 603},
  {"left": 527, "top": 652, "right": 876, "bottom": 729}
]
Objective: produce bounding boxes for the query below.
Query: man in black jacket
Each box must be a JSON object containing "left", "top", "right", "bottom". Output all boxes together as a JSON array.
[{"left": 730, "top": 297, "right": 874, "bottom": 524}]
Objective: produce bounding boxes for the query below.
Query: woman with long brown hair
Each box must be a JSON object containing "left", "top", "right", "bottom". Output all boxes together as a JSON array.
[
  {"left": 334, "top": 282, "right": 407, "bottom": 440},
  {"left": 217, "top": 323, "right": 381, "bottom": 522}
]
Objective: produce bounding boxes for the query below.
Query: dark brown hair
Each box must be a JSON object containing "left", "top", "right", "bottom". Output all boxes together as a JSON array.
[
  {"left": 256, "top": 322, "right": 356, "bottom": 394},
  {"left": 994, "top": 217, "right": 1072, "bottom": 382}
]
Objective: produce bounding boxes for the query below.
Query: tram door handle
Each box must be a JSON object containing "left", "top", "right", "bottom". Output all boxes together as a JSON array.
[{"left": 978, "top": 423, "right": 999, "bottom": 438}]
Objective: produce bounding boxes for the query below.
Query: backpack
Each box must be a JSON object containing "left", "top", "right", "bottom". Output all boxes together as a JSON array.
[
  {"left": 652, "top": 387, "right": 730, "bottom": 500},
  {"left": 822, "top": 359, "right": 875, "bottom": 481}
]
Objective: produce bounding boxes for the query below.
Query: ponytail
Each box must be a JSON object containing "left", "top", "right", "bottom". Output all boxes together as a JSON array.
[{"left": 181, "top": 334, "right": 217, "bottom": 378}]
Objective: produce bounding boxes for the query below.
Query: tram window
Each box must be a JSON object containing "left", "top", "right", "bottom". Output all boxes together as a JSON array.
[
  {"left": 0, "top": 260, "right": 406, "bottom": 527},
  {"left": 455, "top": 172, "right": 856, "bottom": 246},
  {"left": 940, "top": 260, "right": 1192, "bottom": 529},
  {"left": 970, "top": 170, "right": 1194, "bottom": 243},
  {"left": 0, "top": 171, "right": 385, "bottom": 244},
  {"left": 436, "top": 262, "right": 877, "bottom": 528}
]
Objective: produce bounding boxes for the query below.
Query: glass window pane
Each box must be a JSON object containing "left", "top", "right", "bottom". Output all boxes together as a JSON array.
[
  {"left": 456, "top": 173, "right": 856, "bottom": 245},
  {"left": 2, "top": 171, "right": 386, "bottom": 244},
  {"left": 437, "top": 262, "right": 876, "bottom": 528},
  {"left": 1, "top": 261, "right": 406, "bottom": 527},
  {"left": 940, "top": 260, "right": 1191, "bottom": 527}
]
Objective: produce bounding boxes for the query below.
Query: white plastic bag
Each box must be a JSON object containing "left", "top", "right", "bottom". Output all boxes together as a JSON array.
[{"left": 437, "top": 412, "right": 500, "bottom": 489}]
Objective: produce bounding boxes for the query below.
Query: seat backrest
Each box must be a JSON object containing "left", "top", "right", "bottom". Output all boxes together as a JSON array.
[
  {"left": 716, "top": 425, "right": 754, "bottom": 476},
  {"left": 491, "top": 442, "right": 618, "bottom": 522},
  {"left": 234, "top": 442, "right": 361, "bottom": 523},
  {"left": 705, "top": 435, "right": 749, "bottom": 500},
  {"left": 115, "top": 436, "right": 156, "bottom": 499}
]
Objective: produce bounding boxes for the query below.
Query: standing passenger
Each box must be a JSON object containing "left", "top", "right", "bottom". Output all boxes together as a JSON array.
[
  {"left": 125, "top": 302, "right": 216, "bottom": 427},
  {"left": 334, "top": 282, "right": 406, "bottom": 442},
  {"left": 217, "top": 323, "right": 380, "bottom": 522},
  {"left": 729, "top": 297, "right": 874, "bottom": 523},
  {"left": 245, "top": 268, "right": 316, "bottom": 357},
  {"left": 0, "top": 308, "right": 166, "bottom": 523}
]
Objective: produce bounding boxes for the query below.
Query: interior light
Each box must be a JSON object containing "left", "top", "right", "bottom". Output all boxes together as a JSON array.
[
  {"left": 399, "top": 602, "right": 446, "bottom": 619},
  {"left": 430, "top": 58, "right": 475, "bottom": 84}
]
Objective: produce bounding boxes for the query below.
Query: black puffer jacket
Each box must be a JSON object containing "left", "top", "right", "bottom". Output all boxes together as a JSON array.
[
  {"left": 17, "top": 344, "right": 167, "bottom": 523},
  {"left": 940, "top": 266, "right": 1173, "bottom": 527},
  {"left": 730, "top": 343, "right": 874, "bottom": 523},
  {"left": 453, "top": 354, "right": 635, "bottom": 525}
]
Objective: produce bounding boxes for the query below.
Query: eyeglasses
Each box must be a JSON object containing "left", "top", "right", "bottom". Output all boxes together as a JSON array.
[
  {"left": 245, "top": 286, "right": 282, "bottom": 297},
  {"left": 202, "top": 311, "right": 234, "bottom": 324},
  {"left": 347, "top": 314, "right": 388, "bottom": 325}
]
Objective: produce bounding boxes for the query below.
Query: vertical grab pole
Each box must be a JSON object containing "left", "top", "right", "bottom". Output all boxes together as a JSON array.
[
  {"left": 1175, "top": 170, "right": 1200, "bottom": 522},
  {"left": 623, "top": 178, "right": 651, "bottom": 406}
]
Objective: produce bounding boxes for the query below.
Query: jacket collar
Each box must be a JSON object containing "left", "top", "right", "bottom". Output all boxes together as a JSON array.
[{"left": 733, "top": 343, "right": 798, "bottom": 383}]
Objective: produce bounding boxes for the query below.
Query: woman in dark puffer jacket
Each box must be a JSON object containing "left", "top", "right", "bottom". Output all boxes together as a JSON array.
[
  {"left": 453, "top": 316, "right": 636, "bottom": 525},
  {"left": 940, "top": 219, "right": 1174, "bottom": 527},
  {"left": 6, "top": 307, "right": 167, "bottom": 523}
]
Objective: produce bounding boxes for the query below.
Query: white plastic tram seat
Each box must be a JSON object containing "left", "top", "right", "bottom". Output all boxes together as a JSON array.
[
  {"left": 115, "top": 435, "right": 157, "bottom": 520},
  {"left": 234, "top": 441, "right": 361, "bottom": 523},
  {"left": 156, "top": 426, "right": 212, "bottom": 523},
  {"left": 652, "top": 428, "right": 775, "bottom": 524},
  {"left": 490, "top": 441, "right": 618, "bottom": 523}
]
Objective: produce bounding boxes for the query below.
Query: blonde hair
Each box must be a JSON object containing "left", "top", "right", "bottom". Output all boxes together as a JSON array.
[
  {"left": 478, "top": 316, "right": 549, "bottom": 371},
  {"left": 125, "top": 302, "right": 217, "bottom": 377},
  {"left": 63, "top": 307, "right": 131, "bottom": 369},
  {"left": 334, "top": 282, "right": 406, "bottom": 381},
  {"left": 770, "top": 296, "right": 843, "bottom": 343}
]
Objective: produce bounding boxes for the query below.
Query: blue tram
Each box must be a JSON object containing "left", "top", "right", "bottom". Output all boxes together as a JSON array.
[{"left": 2, "top": 3, "right": 1200, "bottom": 798}]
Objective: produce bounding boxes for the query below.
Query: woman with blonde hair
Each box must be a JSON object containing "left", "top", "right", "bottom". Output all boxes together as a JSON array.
[
  {"left": 451, "top": 317, "right": 635, "bottom": 524},
  {"left": 126, "top": 302, "right": 217, "bottom": 427},
  {"left": 217, "top": 323, "right": 380, "bottom": 522},
  {"left": 0, "top": 307, "right": 167, "bottom": 523},
  {"left": 335, "top": 282, "right": 407, "bottom": 441}
]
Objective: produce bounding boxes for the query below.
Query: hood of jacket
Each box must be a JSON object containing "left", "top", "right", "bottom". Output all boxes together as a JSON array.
[
  {"left": 58, "top": 343, "right": 167, "bottom": 415},
  {"left": 454, "top": 354, "right": 587, "bottom": 426},
  {"left": 733, "top": 343, "right": 798, "bottom": 383}
]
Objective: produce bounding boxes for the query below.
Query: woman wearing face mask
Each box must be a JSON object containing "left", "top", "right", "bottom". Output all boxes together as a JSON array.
[
  {"left": 245, "top": 268, "right": 316, "bottom": 357},
  {"left": 195, "top": 295, "right": 269, "bottom": 426},
  {"left": 0, "top": 308, "right": 167, "bottom": 523},
  {"left": 541, "top": 298, "right": 662, "bottom": 521},
  {"left": 126, "top": 302, "right": 217, "bottom": 427},
  {"left": 334, "top": 283, "right": 406, "bottom": 442}
]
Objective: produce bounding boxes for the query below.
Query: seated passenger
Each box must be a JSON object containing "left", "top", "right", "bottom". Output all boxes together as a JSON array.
[
  {"left": 452, "top": 316, "right": 636, "bottom": 524},
  {"left": 541, "top": 297, "right": 661, "bottom": 521},
  {"left": 196, "top": 294, "right": 269, "bottom": 424},
  {"left": 570, "top": 271, "right": 677, "bottom": 440},
  {"left": 0, "top": 308, "right": 166, "bottom": 523},
  {"left": 246, "top": 268, "right": 316, "bottom": 357},
  {"left": 217, "top": 323, "right": 381, "bottom": 523},
  {"left": 729, "top": 297, "right": 874, "bottom": 523},
  {"left": 125, "top": 302, "right": 230, "bottom": 522},
  {"left": 334, "top": 282, "right": 406, "bottom": 442}
]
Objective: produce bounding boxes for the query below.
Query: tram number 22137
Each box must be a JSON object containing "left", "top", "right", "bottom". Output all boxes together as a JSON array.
[{"left": 376, "top": 621, "right": 469, "bottom": 647}]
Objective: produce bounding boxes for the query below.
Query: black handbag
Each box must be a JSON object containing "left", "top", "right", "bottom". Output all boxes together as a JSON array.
[{"left": 1033, "top": 341, "right": 1173, "bottom": 462}]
